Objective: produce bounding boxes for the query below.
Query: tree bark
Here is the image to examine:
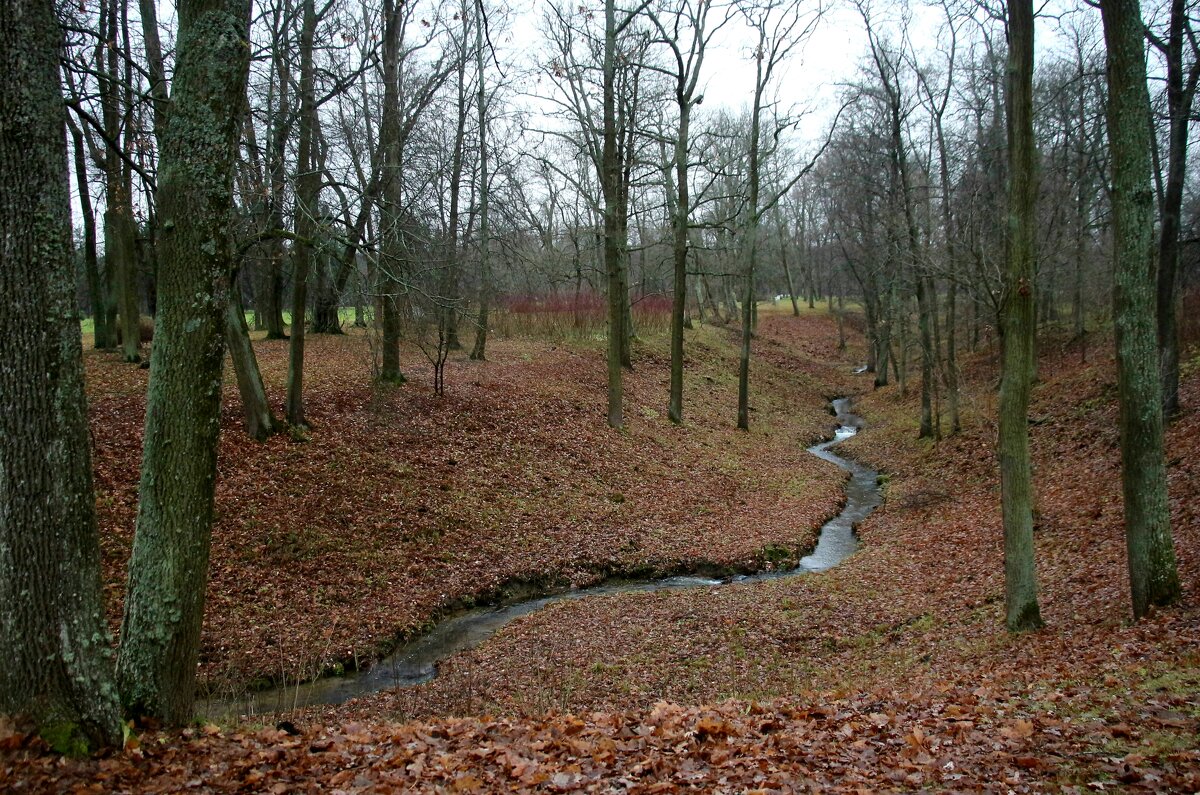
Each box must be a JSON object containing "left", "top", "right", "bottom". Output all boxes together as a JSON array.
[
  {"left": 103, "top": 0, "right": 142, "bottom": 364},
  {"left": 264, "top": 43, "right": 290, "bottom": 340},
  {"left": 311, "top": 253, "right": 344, "bottom": 334},
  {"left": 68, "top": 117, "right": 112, "bottom": 350},
  {"left": 116, "top": 0, "right": 251, "bottom": 723},
  {"left": 1153, "top": 0, "right": 1197, "bottom": 418},
  {"left": 1101, "top": 0, "right": 1181, "bottom": 619},
  {"left": 286, "top": 0, "right": 318, "bottom": 418},
  {"left": 226, "top": 272, "right": 278, "bottom": 441},
  {"left": 378, "top": 0, "right": 407, "bottom": 381},
  {"left": 469, "top": 0, "right": 491, "bottom": 362},
  {"left": 0, "top": 0, "right": 124, "bottom": 749},
  {"left": 998, "top": 0, "right": 1043, "bottom": 633},
  {"left": 602, "top": 0, "right": 623, "bottom": 428},
  {"left": 443, "top": 16, "right": 468, "bottom": 352}
]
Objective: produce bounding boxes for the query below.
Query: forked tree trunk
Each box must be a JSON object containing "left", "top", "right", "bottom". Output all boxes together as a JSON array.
[
  {"left": 1101, "top": 0, "right": 1181, "bottom": 619},
  {"left": 116, "top": 0, "right": 251, "bottom": 723},
  {"left": 0, "top": 0, "right": 123, "bottom": 749}
]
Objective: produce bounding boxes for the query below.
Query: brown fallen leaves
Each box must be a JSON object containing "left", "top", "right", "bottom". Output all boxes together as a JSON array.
[
  {"left": 83, "top": 315, "right": 853, "bottom": 694},
  {"left": 6, "top": 311, "right": 1198, "bottom": 792},
  {"left": 289, "top": 320, "right": 1199, "bottom": 788},
  {"left": 14, "top": 693, "right": 1196, "bottom": 793}
]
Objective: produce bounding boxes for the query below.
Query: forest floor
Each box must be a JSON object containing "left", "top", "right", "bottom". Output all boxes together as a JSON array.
[
  {"left": 4, "top": 307, "right": 1200, "bottom": 792},
  {"left": 89, "top": 309, "right": 858, "bottom": 695}
]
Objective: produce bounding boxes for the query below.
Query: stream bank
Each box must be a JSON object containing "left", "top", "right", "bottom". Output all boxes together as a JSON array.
[{"left": 203, "top": 395, "right": 879, "bottom": 720}]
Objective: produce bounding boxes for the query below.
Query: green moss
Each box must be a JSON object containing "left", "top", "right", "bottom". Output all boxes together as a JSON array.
[
  {"left": 759, "top": 544, "right": 792, "bottom": 564},
  {"left": 41, "top": 721, "right": 91, "bottom": 758}
]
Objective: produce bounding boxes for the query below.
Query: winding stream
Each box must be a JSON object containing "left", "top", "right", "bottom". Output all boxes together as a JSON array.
[{"left": 203, "top": 396, "right": 879, "bottom": 719}]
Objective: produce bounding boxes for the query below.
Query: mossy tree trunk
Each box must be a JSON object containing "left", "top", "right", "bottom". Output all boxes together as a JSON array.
[
  {"left": 106, "top": 198, "right": 142, "bottom": 363},
  {"left": 1101, "top": 0, "right": 1181, "bottom": 619},
  {"left": 0, "top": 0, "right": 124, "bottom": 751},
  {"left": 115, "top": 0, "right": 250, "bottom": 724},
  {"left": 998, "top": 0, "right": 1043, "bottom": 633}
]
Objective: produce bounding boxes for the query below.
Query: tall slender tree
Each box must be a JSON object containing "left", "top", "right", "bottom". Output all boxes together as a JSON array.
[
  {"left": 601, "top": 0, "right": 626, "bottom": 427},
  {"left": 470, "top": 0, "right": 493, "bottom": 361},
  {"left": 998, "top": 0, "right": 1043, "bottom": 632},
  {"left": 286, "top": 0, "right": 319, "bottom": 419},
  {"left": 735, "top": 0, "right": 818, "bottom": 431},
  {"left": 1147, "top": 0, "right": 1200, "bottom": 418},
  {"left": 647, "top": 0, "right": 727, "bottom": 425},
  {"left": 1100, "top": 0, "right": 1181, "bottom": 619}
]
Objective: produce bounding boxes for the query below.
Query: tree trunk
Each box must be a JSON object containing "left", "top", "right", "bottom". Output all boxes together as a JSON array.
[
  {"left": 667, "top": 105, "right": 691, "bottom": 423},
  {"left": 443, "top": 21, "right": 468, "bottom": 353},
  {"left": 1155, "top": 0, "right": 1195, "bottom": 418},
  {"left": 469, "top": 0, "right": 491, "bottom": 366},
  {"left": 933, "top": 106, "right": 960, "bottom": 435},
  {"left": 264, "top": 58, "right": 290, "bottom": 340},
  {"left": 286, "top": 0, "right": 318, "bottom": 419},
  {"left": 998, "top": 0, "right": 1043, "bottom": 633},
  {"left": 226, "top": 274, "right": 278, "bottom": 441},
  {"left": 68, "top": 117, "right": 112, "bottom": 350},
  {"left": 780, "top": 214, "right": 800, "bottom": 317},
  {"left": 376, "top": 0, "right": 407, "bottom": 380},
  {"left": 1101, "top": 0, "right": 1181, "bottom": 619},
  {"left": 915, "top": 277, "right": 935, "bottom": 437},
  {"left": 945, "top": 279, "right": 960, "bottom": 434},
  {"left": 106, "top": 203, "right": 141, "bottom": 362},
  {"left": 101, "top": 0, "right": 141, "bottom": 363},
  {"left": 311, "top": 252, "right": 343, "bottom": 334},
  {"left": 737, "top": 97, "right": 763, "bottom": 431},
  {"left": 0, "top": 0, "right": 123, "bottom": 749},
  {"left": 601, "top": 0, "right": 623, "bottom": 428},
  {"left": 836, "top": 287, "right": 846, "bottom": 351},
  {"left": 116, "top": 0, "right": 251, "bottom": 723}
]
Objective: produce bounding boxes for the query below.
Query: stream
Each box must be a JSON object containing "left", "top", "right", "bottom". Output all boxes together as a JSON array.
[{"left": 202, "top": 396, "right": 880, "bottom": 719}]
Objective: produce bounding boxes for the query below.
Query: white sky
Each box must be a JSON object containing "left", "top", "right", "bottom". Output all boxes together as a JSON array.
[{"left": 496, "top": 0, "right": 1091, "bottom": 149}]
